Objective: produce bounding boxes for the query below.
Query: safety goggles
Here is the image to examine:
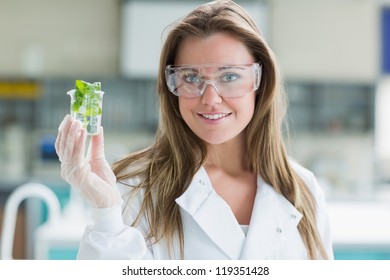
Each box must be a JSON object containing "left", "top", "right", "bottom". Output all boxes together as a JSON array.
[{"left": 165, "top": 63, "right": 261, "bottom": 98}]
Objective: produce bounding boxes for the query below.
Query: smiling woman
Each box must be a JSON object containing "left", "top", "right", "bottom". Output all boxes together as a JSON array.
[
  {"left": 173, "top": 34, "right": 258, "bottom": 146},
  {"left": 55, "top": 0, "right": 334, "bottom": 260}
]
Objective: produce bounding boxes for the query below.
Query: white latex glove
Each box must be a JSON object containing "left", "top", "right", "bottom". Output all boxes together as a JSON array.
[{"left": 55, "top": 115, "right": 121, "bottom": 208}]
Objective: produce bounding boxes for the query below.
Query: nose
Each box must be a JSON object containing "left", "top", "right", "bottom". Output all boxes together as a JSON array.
[{"left": 200, "top": 81, "right": 222, "bottom": 105}]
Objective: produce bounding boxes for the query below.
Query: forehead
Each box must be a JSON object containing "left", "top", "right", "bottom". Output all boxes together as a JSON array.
[{"left": 174, "top": 33, "right": 254, "bottom": 66}]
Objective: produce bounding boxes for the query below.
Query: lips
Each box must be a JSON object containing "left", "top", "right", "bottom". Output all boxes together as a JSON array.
[{"left": 199, "top": 113, "right": 231, "bottom": 120}]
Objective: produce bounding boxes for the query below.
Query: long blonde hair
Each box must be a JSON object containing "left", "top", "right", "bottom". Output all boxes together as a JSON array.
[{"left": 113, "top": 0, "right": 328, "bottom": 259}]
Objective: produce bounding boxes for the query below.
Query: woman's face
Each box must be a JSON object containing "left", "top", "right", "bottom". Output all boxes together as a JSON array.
[{"left": 175, "top": 33, "right": 257, "bottom": 146}]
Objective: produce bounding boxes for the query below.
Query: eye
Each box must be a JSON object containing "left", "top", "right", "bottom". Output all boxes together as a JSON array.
[
  {"left": 183, "top": 73, "right": 202, "bottom": 84},
  {"left": 221, "top": 73, "right": 239, "bottom": 82}
]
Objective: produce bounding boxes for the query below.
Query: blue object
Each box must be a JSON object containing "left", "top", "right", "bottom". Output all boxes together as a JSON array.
[
  {"left": 48, "top": 248, "right": 78, "bottom": 260},
  {"left": 382, "top": 7, "right": 390, "bottom": 73},
  {"left": 40, "top": 135, "right": 58, "bottom": 161},
  {"left": 334, "top": 247, "right": 390, "bottom": 260}
]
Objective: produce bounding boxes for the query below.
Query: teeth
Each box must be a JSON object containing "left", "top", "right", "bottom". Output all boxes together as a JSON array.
[{"left": 201, "top": 113, "right": 228, "bottom": 120}]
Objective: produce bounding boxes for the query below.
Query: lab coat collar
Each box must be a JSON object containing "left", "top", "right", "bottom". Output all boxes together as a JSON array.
[
  {"left": 175, "top": 167, "right": 302, "bottom": 259},
  {"left": 240, "top": 176, "right": 303, "bottom": 259},
  {"left": 175, "top": 167, "right": 245, "bottom": 259}
]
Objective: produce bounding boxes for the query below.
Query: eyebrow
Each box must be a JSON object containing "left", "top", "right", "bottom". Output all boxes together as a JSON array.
[
  {"left": 219, "top": 66, "right": 246, "bottom": 71},
  {"left": 177, "top": 65, "right": 247, "bottom": 72}
]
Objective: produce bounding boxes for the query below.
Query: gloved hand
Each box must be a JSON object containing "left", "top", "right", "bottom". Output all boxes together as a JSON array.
[{"left": 55, "top": 115, "right": 122, "bottom": 208}]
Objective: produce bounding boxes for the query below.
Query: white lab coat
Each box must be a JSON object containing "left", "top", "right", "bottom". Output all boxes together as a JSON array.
[{"left": 77, "top": 162, "right": 334, "bottom": 260}]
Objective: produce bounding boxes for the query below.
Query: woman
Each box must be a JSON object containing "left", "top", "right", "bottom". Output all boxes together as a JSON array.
[{"left": 55, "top": 0, "right": 334, "bottom": 259}]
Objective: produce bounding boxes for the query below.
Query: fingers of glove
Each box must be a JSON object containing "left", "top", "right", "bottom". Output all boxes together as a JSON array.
[
  {"left": 61, "top": 119, "right": 87, "bottom": 163},
  {"left": 74, "top": 123, "right": 88, "bottom": 159},
  {"left": 55, "top": 115, "right": 72, "bottom": 160},
  {"left": 87, "top": 126, "right": 104, "bottom": 161}
]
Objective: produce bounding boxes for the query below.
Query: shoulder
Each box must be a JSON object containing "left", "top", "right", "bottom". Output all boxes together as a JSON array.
[
  {"left": 116, "top": 177, "right": 147, "bottom": 226},
  {"left": 289, "top": 159, "right": 325, "bottom": 200},
  {"left": 289, "top": 160, "right": 334, "bottom": 259}
]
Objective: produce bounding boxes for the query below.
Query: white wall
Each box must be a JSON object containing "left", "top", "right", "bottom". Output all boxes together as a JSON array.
[
  {"left": 270, "top": 0, "right": 380, "bottom": 82},
  {"left": 120, "top": 1, "right": 201, "bottom": 78},
  {"left": 0, "top": 0, "right": 381, "bottom": 81},
  {"left": 375, "top": 77, "right": 390, "bottom": 169},
  {"left": 120, "top": 0, "right": 269, "bottom": 78},
  {"left": 0, "top": 0, "right": 120, "bottom": 78}
]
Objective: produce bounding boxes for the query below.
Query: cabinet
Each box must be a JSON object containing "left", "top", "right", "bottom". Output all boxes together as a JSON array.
[
  {"left": 286, "top": 81, "right": 375, "bottom": 133},
  {"left": 285, "top": 81, "right": 376, "bottom": 196}
]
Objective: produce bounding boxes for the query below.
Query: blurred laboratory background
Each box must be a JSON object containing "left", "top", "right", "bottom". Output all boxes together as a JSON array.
[{"left": 0, "top": 0, "right": 390, "bottom": 260}]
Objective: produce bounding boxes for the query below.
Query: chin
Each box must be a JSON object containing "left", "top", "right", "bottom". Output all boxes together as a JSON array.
[{"left": 199, "top": 135, "right": 233, "bottom": 146}]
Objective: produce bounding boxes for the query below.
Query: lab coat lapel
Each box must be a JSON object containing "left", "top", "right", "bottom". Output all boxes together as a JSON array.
[
  {"left": 240, "top": 177, "right": 303, "bottom": 259},
  {"left": 175, "top": 167, "right": 245, "bottom": 259}
]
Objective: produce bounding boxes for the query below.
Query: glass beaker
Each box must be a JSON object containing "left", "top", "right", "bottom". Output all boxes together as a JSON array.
[{"left": 67, "top": 89, "right": 104, "bottom": 135}]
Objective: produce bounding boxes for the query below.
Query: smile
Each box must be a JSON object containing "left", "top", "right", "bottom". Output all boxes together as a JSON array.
[{"left": 199, "top": 113, "right": 230, "bottom": 120}]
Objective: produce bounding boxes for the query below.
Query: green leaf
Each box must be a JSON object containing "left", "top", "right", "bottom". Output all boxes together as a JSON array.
[{"left": 71, "top": 80, "right": 103, "bottom": 116}]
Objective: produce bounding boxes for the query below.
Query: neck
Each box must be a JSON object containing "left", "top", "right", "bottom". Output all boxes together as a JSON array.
[{"left": 205, "top": 135, "right": 249, "bottom": 176}]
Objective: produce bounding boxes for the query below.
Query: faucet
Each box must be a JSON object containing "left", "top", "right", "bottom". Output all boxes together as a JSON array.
[{"left": 0, "top": 182, "right": 61, "bottom": 260}]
